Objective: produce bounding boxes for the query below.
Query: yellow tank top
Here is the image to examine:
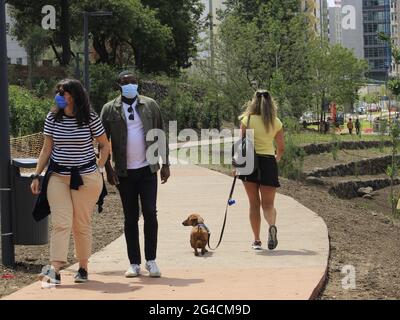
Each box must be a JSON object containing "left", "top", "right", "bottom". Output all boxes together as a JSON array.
[{"left": 240, "top": 115, "right": 283, "bottom": 156}]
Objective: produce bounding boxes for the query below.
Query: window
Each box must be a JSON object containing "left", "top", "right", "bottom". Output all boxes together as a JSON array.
[
  {"left": 16, "top": 58, "right": 22, "bottom": 65},
  {"left": 7, "top": 57, "right": 11, "bottom": 64}
]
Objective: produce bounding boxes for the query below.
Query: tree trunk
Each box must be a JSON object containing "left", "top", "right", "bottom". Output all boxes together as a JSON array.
[
  {"left": 92, "top": 35, "right": 109, "bottom": 64},
  {"left": 50, "top": 40, "right": 62, "bottom": 65},
  {"left": 59, "top": 0, "right": 71, "bottom": 66}
]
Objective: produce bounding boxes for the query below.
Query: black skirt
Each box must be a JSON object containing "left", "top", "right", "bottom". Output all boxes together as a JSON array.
[{"left": 238, "top": 154, "right": 280, "bottom": 188}]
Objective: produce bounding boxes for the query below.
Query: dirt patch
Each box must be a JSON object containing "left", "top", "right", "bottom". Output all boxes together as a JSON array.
[
  {"left": 0, "top": 183, "right": 124, "bottom": 298},
  {"left": 278, "top": 179, "right": 400, "bottom": 300}
]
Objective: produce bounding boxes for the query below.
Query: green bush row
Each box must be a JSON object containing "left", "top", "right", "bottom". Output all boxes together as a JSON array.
[{"left": 9, "top": 85, "right": 53, "bottom": 137}]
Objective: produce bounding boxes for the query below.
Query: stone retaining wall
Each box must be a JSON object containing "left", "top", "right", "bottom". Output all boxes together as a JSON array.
[
  {"left": 303, "top": 140, "right": 392, "bottom": 155},
  {"left": 329, "top": 178, "right": 400, "bottom": 199},
  {"left": 307, "top": 155, "right": 400, "bottom": 177}
]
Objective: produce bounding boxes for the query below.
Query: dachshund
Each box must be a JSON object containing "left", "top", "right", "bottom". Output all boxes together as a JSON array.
[{"left": 182, "top": 214, "right": 210, "bottom": 256}]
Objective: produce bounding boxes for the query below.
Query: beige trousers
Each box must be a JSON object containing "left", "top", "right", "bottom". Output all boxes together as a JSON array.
[{"left": 47, "top": 171, "right": 103, "bottom": 263}]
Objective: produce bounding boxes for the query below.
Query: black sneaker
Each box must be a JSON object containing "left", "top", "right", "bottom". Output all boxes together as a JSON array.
[
  {"left": 268, "top": 225, "right": 278, "bottom": 250},
  {"left": 74, "top": 268, "right": 88, "bottom": 283},
  {"left": 38, "top": 265, "right": 61, "bottom": 285},
  {"left": 251, "top": 240, "right": 262, "bottom": 250}
]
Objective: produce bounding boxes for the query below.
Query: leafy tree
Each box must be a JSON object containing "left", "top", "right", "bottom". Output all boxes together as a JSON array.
[
  {"left": 141, "top": 0, "right": 205, "bottom": 75},
  {"left": 7, "top": 0, "right": 76, "bottom": 66},
  {"left": 19, "top": 26, "right": 51, "bottom": 88},
  {"left": 78, "top": 0, "right": 174, "bottom": 74},
  {"left": 7, "top": 0, "right": 204, "bottom": 74},
  {"left": 196, "top": 0, "right": 315, "bottom": 122},
  {"left": 309, "top": 40, "right": 367, "bottom": 117}
]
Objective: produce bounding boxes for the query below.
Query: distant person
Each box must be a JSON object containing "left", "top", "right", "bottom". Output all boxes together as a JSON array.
[
  {"left": 347, "top": 118, "right": 354, "bottom": 135},
  {"left": 31, "top": 79, "right": 110, "bottom": 285},
  {"left": 237, "top": 90, "right": 285, "bottom": 251},
  {"left": 355, "top": 118, "right": 361, "bottom": 136}
]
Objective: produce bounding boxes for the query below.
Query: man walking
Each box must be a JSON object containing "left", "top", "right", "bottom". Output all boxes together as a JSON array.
[
  {"left": 100, "top": 71, "right": 170, "bottom": 278},
  {"left": 347, "top": 118, "right": 354, "bottom": 135},
  {"left": 355, "top": 118, "right": 361, "bottom": 136}
]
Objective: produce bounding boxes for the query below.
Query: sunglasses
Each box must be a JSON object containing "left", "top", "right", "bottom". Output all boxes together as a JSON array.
[
  {"left": 256, "top": 91, "right": 269, "bottom": 98},
  {"left": 57, "top": 90, "right": 65, "bottom": 96},
  {"left": 127, "top": 105, "right": 135, "bottom": 121}
]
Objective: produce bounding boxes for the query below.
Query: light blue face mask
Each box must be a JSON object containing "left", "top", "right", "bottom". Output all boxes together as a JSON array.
[
  {"left": 120, "top": 83, "right": 138, "bottom": 99},
  {"left": 55, "top": 94, "right": 67, "bottom": 109}
]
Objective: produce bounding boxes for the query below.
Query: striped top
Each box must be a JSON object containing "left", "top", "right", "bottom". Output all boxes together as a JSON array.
[{"left": 43, "top": 111, "right": 105, "bottom": 175}]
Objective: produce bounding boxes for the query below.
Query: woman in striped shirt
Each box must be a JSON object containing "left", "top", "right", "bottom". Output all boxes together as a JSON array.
[{"left": 31, "top": 79, "right": 110, "bottom": 285}]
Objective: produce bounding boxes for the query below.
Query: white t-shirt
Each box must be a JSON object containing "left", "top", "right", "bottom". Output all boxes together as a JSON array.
[{"left": 122, "top": 101, "right": 149, "bottom": 169}]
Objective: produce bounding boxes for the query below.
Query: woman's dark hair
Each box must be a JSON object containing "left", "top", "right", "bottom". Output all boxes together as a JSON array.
[{"left": 54, "top": 79, "right": 91, "bottom": 127}]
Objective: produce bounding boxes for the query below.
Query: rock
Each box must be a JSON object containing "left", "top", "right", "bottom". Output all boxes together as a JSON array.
[
  {"left": 383, "top": 218, "right": 391, "bottom": 224},
  {"left": 358, "top": 187, "right": 373, "bottom": 196},
  {"left": 371, "top": 211, "right": 378, "bottom": 216},
  {"left": 305, "top": 177, "right": 325, "bottom": 185},
  {"left": 363, "top": 194, "right": 373, "bottom": 200}
]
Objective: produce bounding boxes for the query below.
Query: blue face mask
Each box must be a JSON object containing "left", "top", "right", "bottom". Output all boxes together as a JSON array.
[
  {"left": 120, "top": 84, "right": 138, "bottom": 99},
  {"left": 55, "top": 94, "right": 67, "bottom": 109}
]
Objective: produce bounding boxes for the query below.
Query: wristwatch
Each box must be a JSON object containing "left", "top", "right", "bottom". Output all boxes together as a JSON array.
[{"left": 30, "top": 174, "right": 40, "bottom": 180}]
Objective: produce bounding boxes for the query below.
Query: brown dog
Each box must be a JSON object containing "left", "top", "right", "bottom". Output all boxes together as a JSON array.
[{"left": 182, "top": 214, "right": 209, "bottom": 256}]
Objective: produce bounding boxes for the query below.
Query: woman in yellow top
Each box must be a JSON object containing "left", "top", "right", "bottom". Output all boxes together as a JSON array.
[{"left": 239, "top": 90, "right": 285, "bottom": 251}]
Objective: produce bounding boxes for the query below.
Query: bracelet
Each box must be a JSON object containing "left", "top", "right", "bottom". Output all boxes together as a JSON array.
[
  {"left": 30, "top": 174, "right": 40, "bottom": 180},
  {"left": 98, "top": 167, "right": 105, "bottom": 173}
]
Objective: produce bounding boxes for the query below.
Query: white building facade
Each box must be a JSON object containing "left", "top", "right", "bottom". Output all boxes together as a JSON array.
[{"left": 5, "top": 4, "right": 27, "bottom": 65}]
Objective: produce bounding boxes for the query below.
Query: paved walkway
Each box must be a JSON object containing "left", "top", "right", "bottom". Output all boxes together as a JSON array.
[{"left": 3, "top": 163, "right": 329, "bottom": 300}]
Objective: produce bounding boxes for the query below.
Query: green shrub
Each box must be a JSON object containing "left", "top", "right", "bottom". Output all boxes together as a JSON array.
[
  {"left": 282, "top": 117, "right": 301, "bottom": 134},
  {"left": 200, "top": 95, "right": 222, "bottom": 130},
  {"left": 9, "top": 85, "right": 53, "bottom": 136},
  {"left": 89, "top": 63, "right": 119, "bottom": 113},
  {"left": 160, "top": 87, "right": 202, "bottom": 132},
  {"left": 34, "top": 79, "right": 48, "bottom": 98},
  {"left": 278, "top": 133, "right": 305, "bottom": 180}
]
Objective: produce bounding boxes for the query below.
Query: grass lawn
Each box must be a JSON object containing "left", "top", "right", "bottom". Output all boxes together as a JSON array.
[{"left": 290, "top": 131, "right": 389, "bottom": 146}]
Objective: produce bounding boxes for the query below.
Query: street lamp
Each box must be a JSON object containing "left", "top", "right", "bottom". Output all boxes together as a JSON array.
[
  {"left": 83, "top": 11, "right": 112, "bottom": 93},
  {"left": 208, "top": 0, "right": 214, "bottom": 75},
  {"left": 0, "top": 0, "right": 14, "bottom": 266}
]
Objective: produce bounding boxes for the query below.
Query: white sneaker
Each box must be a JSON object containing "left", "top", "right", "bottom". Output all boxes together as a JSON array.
[
  {"left": 125, "top": 264, "right": 141, "bottom": 278},
  {"left": 145, "top": 260, "right": 161, "bottom": 278}
]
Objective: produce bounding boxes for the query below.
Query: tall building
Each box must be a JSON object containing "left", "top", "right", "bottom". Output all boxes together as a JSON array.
[
  {"left": 363, "top": 0, "right": 392, "bottom": 81},
  {"left": 302, "top": 0, "right": 329, "bottom": 38},
  {"left": 328, "top": 1, "right": 364, "bottom": 59},
  {"left": 328, "top": 0, "right": 343, "bottom": 44},
  {"left": 5, "top": 4, "right": 27, "bottom": 65},
  {"left": 342, "top": 0, "right": 364, "bottom": 59}
]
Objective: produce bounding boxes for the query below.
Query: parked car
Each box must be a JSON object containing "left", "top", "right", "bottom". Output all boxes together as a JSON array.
[{"left": 356, "top": 106, "right": 366, "bottom": 114}]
